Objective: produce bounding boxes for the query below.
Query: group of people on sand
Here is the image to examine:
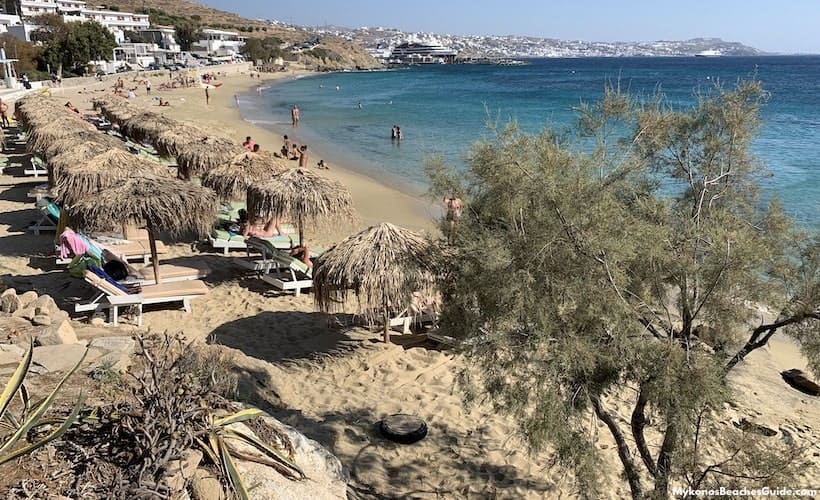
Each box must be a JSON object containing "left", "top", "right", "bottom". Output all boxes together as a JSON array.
[{"left": 242, "top": 136, "right": 261, "bottom": 153}]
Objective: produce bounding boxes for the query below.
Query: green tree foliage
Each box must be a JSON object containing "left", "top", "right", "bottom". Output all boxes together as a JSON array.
[
  {"left": 0, "top": 33, "right": 43, "bottom": 77},
  {"left": 174, "top": 23, "right": 202, "bottom": 52},
  {"left": 31, "top": 16, "right": 116, "bottom": 75},
  {"left": 427, "top": 81, "right": 819, "bottom": 498},
  {"left": 240, "top": 36, "right": 286, "bottom": 62}
]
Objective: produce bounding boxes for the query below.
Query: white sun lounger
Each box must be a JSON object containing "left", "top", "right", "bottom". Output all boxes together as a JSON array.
[
  {"left": 102, "top": 249, "right": 210, "bottom": 285},
  {"left": 23, "top": 155, "right": 47, "bottom": 178},
  {"left": 258, "top": 247, "right": 315, "bottom": 297},
  {"left": 76, "top": 270, "right": 209, "bottom": 326},
  {"left": 233, "top": 235, "right": 297, "bottom": 273}
]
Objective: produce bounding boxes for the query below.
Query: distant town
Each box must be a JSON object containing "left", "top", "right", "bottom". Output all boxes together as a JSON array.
[{"left": 0, "top": 1, "right": 763, "bottom": 83}]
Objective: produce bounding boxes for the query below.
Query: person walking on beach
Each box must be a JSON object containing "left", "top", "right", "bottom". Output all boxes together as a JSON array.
[
  {"left": 291, "top": 105, "right": 300, "bottom": 126},
  {"left": 205, "top": 87, "right": 210, "bottom": 105},
  {"left": 444, "top": 196, "right": 463, "bottom": 244},
  {"left": 0, "top": 98, "right": 9, "bottom": 128},
  {"left": 145, "top": 79, "right": 151, "bottom": 94}
]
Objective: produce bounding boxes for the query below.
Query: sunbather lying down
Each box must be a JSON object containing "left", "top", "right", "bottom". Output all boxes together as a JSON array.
[
  {"left": 242, "top": 216, "right": 285, "bottom": 238},
  {"left": 290, "top": 245, "right": 313, "bottom": 268}
]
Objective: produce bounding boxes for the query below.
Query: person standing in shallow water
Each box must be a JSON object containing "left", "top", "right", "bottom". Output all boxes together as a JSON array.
[{"left": 291, "top": 105, "right": 300, "bottom": 126}]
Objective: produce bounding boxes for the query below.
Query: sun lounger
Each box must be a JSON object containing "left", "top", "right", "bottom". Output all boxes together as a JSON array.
[
  {"left": 26, "top": 199, "right": 60, "bottom": 235},
  {"left": 209, "top": 228, "right": 248, "bottom": 255},
  {"left": 101, "top": 249, "right": 210, "bottom": 285},
  {"left": 76, "top": 269, "right": 209, "bottom": 326},
  {"left": 57, "top": 232, "right": 167, "bottom": 265},
  {"left": 255, "top": 243, "right": 318, "bottom": 297},
  {"left": 27, "top": 183, "right": 54, "bottom": 201},
  {"left": 23, "top": 154, "right": 47, "bottom": 178},
  {"left": 233, "top": 235, "right": 298, "bottom": 272}
]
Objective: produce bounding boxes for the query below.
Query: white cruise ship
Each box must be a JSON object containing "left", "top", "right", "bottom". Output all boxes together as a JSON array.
[{"left": 695, "top": 49, "right": 722, "bottom": 57}]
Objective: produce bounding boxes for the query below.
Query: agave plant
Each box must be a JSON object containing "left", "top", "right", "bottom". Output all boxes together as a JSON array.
[
  {"left": 0, "top": 341, "right": 86, "bottom": 465},
  {"left": 197, "top": 408, "right": 305, "bottom": 499}
]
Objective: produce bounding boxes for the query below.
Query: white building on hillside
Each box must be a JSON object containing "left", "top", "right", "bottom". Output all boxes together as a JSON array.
[
  {"left": 18, "top": 0, "right": 149, "bottom": 43},
  {"left": 192, "top": 29, "right": 245, "bottom": 57},
  {"left": 0, "top": 13, "right": 23, "bottom": 33}
]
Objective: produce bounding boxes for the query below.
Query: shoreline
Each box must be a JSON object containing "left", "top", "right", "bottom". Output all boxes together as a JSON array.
[{"left": 63, "top": 66, "right": 438, "bottom": 235}]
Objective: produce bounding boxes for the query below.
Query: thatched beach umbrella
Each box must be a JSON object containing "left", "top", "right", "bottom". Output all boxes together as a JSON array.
[
  {"left": 47, "top": 140, "right": 127, "bottom": 188},
  {"left": 121, "top": 112, "right": 177, "bottom": 145},
  {"left": 176, "top": 136, "right": 245, "bottom": 178},
  {"left": 26, "top": 117, "right": 95, "bottom": 153},
  {"left": 313, "top": 223, "right": 440, "bottom": 343},
  {"left": 55, "top": 150, "right": 165, "bottom": 206},
  {"left": 247, "top": 168, "right": 355, "bottom": 247},
  {"left": 201, "top": 151, "right": 288, "bottom": 200},
  {"left": 69, "top": 175, "right": 217, "bottom": 283},
  {"left": 42, "top": 130, "right": 123, "bottom": 159},
  {"left": 153, "top": 124, "right": 209, "bottom": 157}
]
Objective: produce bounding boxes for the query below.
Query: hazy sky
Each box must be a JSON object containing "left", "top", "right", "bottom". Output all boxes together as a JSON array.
[{"left": 199, "top": 0, "right": 819, "bottom": 54}]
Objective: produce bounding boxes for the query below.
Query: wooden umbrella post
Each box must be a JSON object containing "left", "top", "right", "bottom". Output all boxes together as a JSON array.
[
  {"left": 383, "top": 299, "right": 391, "bottom": 344},
  {"left": 146, "top": 220, "right": 162, "bottom": 284},
  {"left": 298, "top": 213, "right": 304, "bottom": 248}
]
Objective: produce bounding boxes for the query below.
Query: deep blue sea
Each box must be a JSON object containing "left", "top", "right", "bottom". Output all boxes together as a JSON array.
[{"left": 239, "top": 56, "right": 820, "bottom": 229}]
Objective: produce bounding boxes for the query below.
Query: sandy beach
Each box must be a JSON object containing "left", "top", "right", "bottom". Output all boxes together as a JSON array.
[{"left": 1, "top": 67, "right": 818, "bottom": 498}]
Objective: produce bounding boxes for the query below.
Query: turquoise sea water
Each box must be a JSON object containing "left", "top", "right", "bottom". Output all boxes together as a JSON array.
[{"left": 238, "top": 57, "right": 820, "bottom": 228}]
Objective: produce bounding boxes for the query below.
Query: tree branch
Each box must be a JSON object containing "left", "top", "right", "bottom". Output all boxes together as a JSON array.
[
  {"left": 591, "top": 396, "right": 644, "bottom": 499},
  {"left": 724, "top": 312, "right": 819, "bottom": 373},
  {"left": 630, "top": 386, "right": 657, "bottom": 477}
]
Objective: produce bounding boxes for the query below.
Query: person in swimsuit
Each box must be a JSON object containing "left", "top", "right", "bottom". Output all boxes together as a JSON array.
[
  {"left": 444, "top": 196, "right": 463, "bottom": 244},
  {"left": 298, "top": 145, "right": 308, "bottom": 167}
]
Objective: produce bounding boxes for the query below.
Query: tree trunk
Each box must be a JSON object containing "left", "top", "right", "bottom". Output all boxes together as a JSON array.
[
  {"left": 631, "top": 386, "right": 657, "bottom": 477},
  {"left": 653, "top": 423, "right": 677, "bottom": 499},
  {"left": 724, "top": 313, "right": 815, "bottom": 373},
  {"left": 592, "top": 396, "right": 644, "bottom": 500}
]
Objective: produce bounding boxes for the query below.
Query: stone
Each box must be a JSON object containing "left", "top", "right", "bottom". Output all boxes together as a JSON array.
[
  {"left": 11, "top": 307, "right": 35, "bottom": 320},
  {"left": 18, "top": 291, "right": 38, "bottom": 309},
  {"left": 1, "top": 294, "right": 21, "bottom": 314},
  {"left": 30, "top": 295, "right": 58, "bottom": 315},
  {"left": 32, "top": 315, "right": 52, "bottom": 326},
  {"left": 164, "top": 449, "right": 203, "bottom": 493},
  {"left": 51, "top": 310, "right": 70, "bottom": 323},
  {"left": 90, "top": 317, "right": 106, "bottom": 327},
  {"left": 191, "top": 469, "right": 225, "bottom": 500},
  {"left": 31, "top": 344, "right": 101, "bottom": 373},
  {"left": 89, "top": 336, "right": 136, "bottom": 355},
  {"left": 229, "top": 414, "right": 348, "bottom": 500},
  {"left": 0, "top": 343, "right": 25, "bottom": 366},
  {"left": 36, "top": 320, "right": 78, "bottom": 346},
  {"left": 0, "top": 288, "right": 16, "bottom": 299}
]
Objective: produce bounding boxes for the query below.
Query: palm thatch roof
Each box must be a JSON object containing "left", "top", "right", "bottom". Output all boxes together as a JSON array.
[
  {"left": 121, "top": 112, "right": 177, "bottom": 145},
  {"left": 313, "top": 223, "right": 441, "bottom": 340},
  {"left": 92, "top": 96, "right": 139, "bottom": 124},
  {"left": 69, "top": 174, "right": 218, "bottom": 237},
  {"left": 176, "top": 136, "right": 246, "bottom": 178},
  {"left": 56, "top": 150, "right": 165, "bottom": 206},
  {"left": 26, "top": 117, "right": 96, "bottom": 153},
  {"left": 201, "top": 151, "right": 289, "bottom": 199},
  {"left": 14, "top": 96, "right": 61, "bottom": 127},
  {"left": 247, "top": 168, "right": 355, "bottom": 244},
  {"left": 42, "top": 131, "right": 124, "bottom": 159},
  {"left": 153, "top": 124, "right": 210, "bottom": 157}
]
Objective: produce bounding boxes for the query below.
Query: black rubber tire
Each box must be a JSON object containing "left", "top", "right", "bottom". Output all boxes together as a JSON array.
[{"left": 380, "top": 414, "right": 428, "bottom": 444}]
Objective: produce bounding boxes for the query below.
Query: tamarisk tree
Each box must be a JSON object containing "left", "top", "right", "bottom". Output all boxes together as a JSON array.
[{"left": 428, "top": 81, "right": 819, "bottom": 499}]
